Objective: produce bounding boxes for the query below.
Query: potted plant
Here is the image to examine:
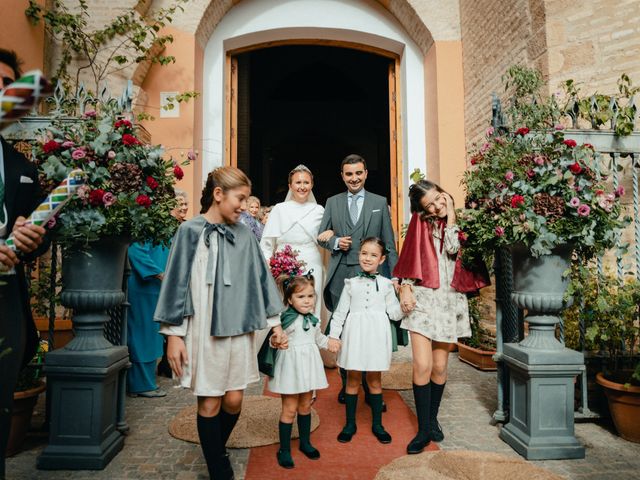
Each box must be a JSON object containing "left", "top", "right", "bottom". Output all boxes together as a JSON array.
[
  {"left": 457, "top": 297, "right": 497, "bottom": 371},
  {"left": 565, "top": 266, "right": 640, "bottom": 442},
  {"left": 7, "top": 340, "right": 48, "bottom": 457}
]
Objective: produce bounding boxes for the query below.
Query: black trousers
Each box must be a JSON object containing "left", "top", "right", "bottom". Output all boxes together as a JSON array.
[{"left": 0, "top": 276, "right": 27, "bottom": 477}]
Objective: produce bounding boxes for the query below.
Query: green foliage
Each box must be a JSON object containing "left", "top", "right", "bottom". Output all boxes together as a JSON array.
[
  {"left": 28, "top": 259, "right": 62, "bottom": 319},
  {"left": 462, "top": 297, "right": 497, "bottom": 351},
  {"left": 32, "top": 106, "right": 189, "bottom": 247},
  {"left": 25, "top": 0, "right": 190, "bottom": 97},
  {"left": 162, "top": 90, "right": 201, "bottom": 111},
  {"left": 459, "top": 65, "right": 630, "bottom": 268},
  {"left": 563, "top": 264, "right": 640, "bottom": 386},
  {"left": 15, "top": 340, "right": 48, "bottom": 392}
]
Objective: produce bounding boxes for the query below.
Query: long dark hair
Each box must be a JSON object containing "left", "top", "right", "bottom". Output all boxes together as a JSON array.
[
  {"left": 408, "top": 180, "right": 452, "bottom": 220},
  {"left": 200, "top": 166, "right": 252, "bottom": 213}
]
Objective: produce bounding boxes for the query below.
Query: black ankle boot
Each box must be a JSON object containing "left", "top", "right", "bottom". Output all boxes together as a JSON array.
[
  {"left": 429, "top": 381, "right": 446, "bottom": 442},
  {"left": 369, "top": 393, "right": 392, "bottom": 444},
  {"left": 337, "top": 393, "right": 358, "bottom": 442},
  {"left": 407, "top": 383, "right": 431, "bottom": 454},
  {"left": 297, "top": 414, "right": 320, "bottom": 459},
  {"left": 277, "top": 422, "right": 294, "bottom": 469}
]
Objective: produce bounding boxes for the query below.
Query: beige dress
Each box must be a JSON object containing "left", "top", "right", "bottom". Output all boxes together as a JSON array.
[
  {"left": 401, "top": 225, "right": 471, "bottom": 343},
  {"left": 160, "top": 232, "right": 278, "bottom": 396}
]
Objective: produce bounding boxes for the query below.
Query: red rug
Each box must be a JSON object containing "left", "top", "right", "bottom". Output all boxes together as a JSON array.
[{"left": 244, "top": 368, "right": 439, "bottom": 480}]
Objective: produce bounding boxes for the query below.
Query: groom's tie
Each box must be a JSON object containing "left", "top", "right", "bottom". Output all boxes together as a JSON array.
[{"left": 349, "top": 194, "right": 359, "bottom": 224}]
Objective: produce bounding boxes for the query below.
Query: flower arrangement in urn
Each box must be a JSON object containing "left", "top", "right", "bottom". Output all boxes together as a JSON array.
[
  {"left": 459, "top": 66, "right": 629, "bottom": 264},
  {"left": 269, "top": 244, "right": 307, "bottom": 279},
  {"left": 33, "top": 108, "right": 188, "bottom": 246}
]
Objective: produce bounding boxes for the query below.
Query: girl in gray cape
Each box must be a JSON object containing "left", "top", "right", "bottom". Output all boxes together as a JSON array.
[{"left": 155, "top": 167, "right": 286, "bottom": 480}]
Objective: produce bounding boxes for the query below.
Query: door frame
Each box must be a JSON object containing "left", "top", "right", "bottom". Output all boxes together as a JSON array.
[{"left": 224, "top": 39, "right": 404, "bottom": 240}]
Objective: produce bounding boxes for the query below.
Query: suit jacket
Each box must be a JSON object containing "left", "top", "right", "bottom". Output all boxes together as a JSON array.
[
  {"left": 318, "top": 190, "right": 398, "bottom": 305},
  {"left": 1, "top": 137, "right": 45, "bottom": 365}
]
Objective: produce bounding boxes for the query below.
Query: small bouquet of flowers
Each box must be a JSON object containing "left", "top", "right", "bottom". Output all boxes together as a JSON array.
[{"left": 269, "top": 244, "right": 306, "bottom": 279}]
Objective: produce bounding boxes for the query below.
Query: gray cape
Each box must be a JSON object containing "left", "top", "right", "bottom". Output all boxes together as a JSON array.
[{"left": 153, "top": 215, "right": 285, "bottom": 336}]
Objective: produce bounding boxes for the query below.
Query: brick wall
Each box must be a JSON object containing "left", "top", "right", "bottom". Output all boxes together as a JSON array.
[{"left": 460, "top": 0, "right": 548, "bottom": 149}]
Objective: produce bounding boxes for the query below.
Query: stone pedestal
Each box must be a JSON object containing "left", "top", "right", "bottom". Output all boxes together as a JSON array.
[{"left": 37, "top": 347, "right": 129, "bottom": 469}]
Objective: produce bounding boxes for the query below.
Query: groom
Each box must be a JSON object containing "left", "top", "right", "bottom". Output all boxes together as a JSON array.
[{"left": 318, "top": 154, "right": 398, "bottom": 406}]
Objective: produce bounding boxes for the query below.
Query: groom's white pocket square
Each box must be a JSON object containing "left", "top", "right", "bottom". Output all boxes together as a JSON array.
[
  {"left": 372, "top": 209, "right": 381, "bottom": 213},
  {"left": 19, "top": 176, "right": 34, "bottom": 184}
]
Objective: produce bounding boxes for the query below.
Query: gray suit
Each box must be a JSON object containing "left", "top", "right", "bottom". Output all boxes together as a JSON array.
[{"left": 318, "top": 190, "right": 398, "bottom": 311}]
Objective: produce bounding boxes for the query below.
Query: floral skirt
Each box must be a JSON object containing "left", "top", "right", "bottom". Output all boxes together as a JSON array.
[{"left": 401, "top": 285, "right": 471, "bottom": 343}]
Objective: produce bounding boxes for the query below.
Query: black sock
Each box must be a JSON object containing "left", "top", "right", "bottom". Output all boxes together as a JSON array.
[
  {"left": 278, "top": 421, "right": 293, "bottom": 452},
  {"left": 413, "top": 382, "right": 431, "bottom": 438},
  {"left": 430, "top": 381, "right": 445, "bottom": 421},
  {"left": 369, "top": 393, "right": 385, "bottom": 433},
  {"left": 197, "top": 414, "right": 231, "bottom": 479},
  {"left": 219, "top": 409, "right": 240, "bottom": 449},
  {"left": 297, "top": 414, "right": 314, "bottom": 451},
  {"left": 343, "top": 393, "right": 358, "bottom": 434}
]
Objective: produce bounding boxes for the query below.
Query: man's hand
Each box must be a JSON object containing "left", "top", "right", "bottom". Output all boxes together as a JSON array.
[
  {"left": 11, "top": 216, "right": 46, "bottom": 254},
  {"left": 338, "top": 236, "right": 352, "bottom": 251},
  {"left": 0, "top": 245, "right": 19, "bottom": 270}
]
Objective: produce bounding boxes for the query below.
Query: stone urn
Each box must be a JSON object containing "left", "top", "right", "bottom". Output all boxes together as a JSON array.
[
  {"left": 38, "top": 237, "right": 130, "bottom": 470},
  {"left": 499, "top": 244, "right": 585, "bottom": 460}
]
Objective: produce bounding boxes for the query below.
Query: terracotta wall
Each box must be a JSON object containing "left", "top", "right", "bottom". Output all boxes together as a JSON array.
[{"left": 0, "top": 0, "right": 45, "bottom": 73}]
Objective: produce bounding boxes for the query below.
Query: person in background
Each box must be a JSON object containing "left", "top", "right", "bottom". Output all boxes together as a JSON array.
[
  {"left": 239, "top": 195, "right": 264, "bottom": 240},
  {"left": 173, "top": 189, "right": 189, "bottom": 223},
  {"left": 259, "top": 205, "right": 273, "bottom": 226},
  {"left": 0, "top": 48, "right": 48, "bottom": 479}
]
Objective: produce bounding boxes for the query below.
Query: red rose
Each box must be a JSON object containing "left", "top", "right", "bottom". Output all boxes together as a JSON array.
[
  {"left": 569, "top": 162, "right": 583, "bottom": 174},
  {"left": 135, "top": 194, "right": 152, "bottom": 208},
  {"left": 583, "top": 143, "right": 594, "bottom": 149},
  {"left": 146, "top": 176, "right": 159, "bottom": 190},
  {"left": 526, "top": 169, "right": 535, "bottom": 178},
  {"left": 122, "top": 133, "right": 140, "bottom": 146},
  {"left": 43, "top": 140, "right": 61, "bottom": 154},
  {"left": 114, "top": 119, "right": 132, "bottom": 129},
  {"left": 510, "top": 195, "right": 525, "bottom": 208},
  {"left": 88, "top": 189, "right": 106, "bottom": 206},
  {"left": 516, "top": 127, "right": 530, "bottom": 136},
  {"left": 458, "top": 231, "right": 468, "bottom": 243},
  {"left": 174, "top": 165, "right": 184, "bottom": 180},
  {"left": 563, "top": 139, "right": 577, "bottom": 148}
]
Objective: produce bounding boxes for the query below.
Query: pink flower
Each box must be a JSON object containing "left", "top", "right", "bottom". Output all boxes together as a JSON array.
[
  {"left": 76, "top": 185, "right": 90, "bottom": 201},
  {"left": 495, "top": 226, "right": 505, "bottom": 237},
  {"left": 577, "top": 204, "right": 591, "bottom": 217},
  {"left": 83, "top": 110, "right": 97, "bottom": 118},
  {"left": 534, "top": 155, "right": 545, "bottom": 166},
  {"left": 486, "top": 127, "right": 495, "bottom": 136},
  {"left": 505, "top": 171, "right": 514, "bottom": 182},
  {"left": 563, "top": 139, "right": 577, "bottom": 148},
  {"left": 107, "top": 150, "right": 116, "bottom": 160},
  {"left": 615, "top": 186, "right": 625, "bottom": 197},
  {"left": 598, "top": 193, "right": 615, "bottom": 213},
  {"left": 46, "top": 216, "right": 57, "bottom": 228},
  {"left": 569, "top": 197, "right": 581, "bottom": 207},
  {"left": 187, "top": 149, "right": 197, "bottom": 161},
  {"left": 71, "top": 149, "right": 86, "bottom": 160},
  {"left": 102, "top": 192, "right": 116, "bottom": 207},
  {"left": 62, "top": 140, "right": 75, "bottom": 149},
  {"left": 527, "top": 169, "right": 535, "bottom": 179},
  {"left": 554, "top": 124, "right": 564, "bottom": 131},
  {"left": 480, "top": 142, "right": 490, "bottom": 153}
]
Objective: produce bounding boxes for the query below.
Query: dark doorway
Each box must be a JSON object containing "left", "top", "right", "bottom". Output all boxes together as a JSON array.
[{"left": 235, "top": 45, "right": 391, "bottom": 206}]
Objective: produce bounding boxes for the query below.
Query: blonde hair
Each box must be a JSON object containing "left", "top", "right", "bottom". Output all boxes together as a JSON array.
[
  {"left": 200, "top": 166, "right": 251, "bottom": 213},
  {"left": 247, "top": 196, "right": 261, "bottom": 208},
  {"left": 288, "top": 164, "right": 314, "bottom": 184}
]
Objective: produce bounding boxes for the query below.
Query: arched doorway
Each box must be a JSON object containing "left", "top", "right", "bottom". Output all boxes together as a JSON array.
[{"left": 231, "top": 45, "right": 394, "bottom": 207}]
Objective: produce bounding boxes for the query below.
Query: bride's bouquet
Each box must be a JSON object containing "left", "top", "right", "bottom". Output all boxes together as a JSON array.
[{"left": 269, "top": 245, "right": 306, "bottom": 279}]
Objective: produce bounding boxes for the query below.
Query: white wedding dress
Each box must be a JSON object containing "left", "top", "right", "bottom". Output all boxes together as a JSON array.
[{"left": 260, "top": 199, "right": 325, "bottom": 319}]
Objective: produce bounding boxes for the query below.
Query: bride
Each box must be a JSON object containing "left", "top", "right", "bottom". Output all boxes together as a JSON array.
[{"left": 260, "top": 165, "right": 325, "bottom": 318}]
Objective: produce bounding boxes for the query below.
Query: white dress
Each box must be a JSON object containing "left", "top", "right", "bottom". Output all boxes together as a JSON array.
[
  {"left": 260, "top": 201, "right": 325, "bottom": 319},
  {"left": 329, "top": 276, "right": 403, "bottom": 372},
  {"left": 268, "top": 314, "right": 329, "bottom": 394},
  {"left": 159, "top": 232, "right": 272, "bottom": 396},
  {"left": 401, "top": 225, "right": 471, "bottom": 343}
]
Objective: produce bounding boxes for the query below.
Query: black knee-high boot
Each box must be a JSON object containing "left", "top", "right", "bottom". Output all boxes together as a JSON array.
[
  {"left": 407, "top": 383, "right": 431, "bottom": 454},
  {"left": 429, "top": 381, "right": 446, "bottom": 442},
  {"left": 277, "top": 422, "right": 294, "bottom": 468},
  {"left": 219, "top": 409, "right": 240, "bottom": 452},
  {"left": 369, "top": 393, "right": 392, "bottom": 444},
  {"left": 337, "top": 393, "right": 358, "bottom": 442},
  {"left": 197, "top": 414, "right": 234, "bottom": 480},
  {"left": 297, "top": 414, "right": 320, "bottom": 459}
]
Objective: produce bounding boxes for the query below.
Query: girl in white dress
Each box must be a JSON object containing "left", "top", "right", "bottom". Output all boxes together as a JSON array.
[
  {"left": 268, "top": 274, "right": 340, "bottom": 469},
  {"left": 328, "top": 238, "right": 403, "bottom": 445},
  {"left": 157, "top": 167, "right": 286, "bottom": 480},
  {"left": 260, "top": 165, "right": 325, "bottom": 319}
]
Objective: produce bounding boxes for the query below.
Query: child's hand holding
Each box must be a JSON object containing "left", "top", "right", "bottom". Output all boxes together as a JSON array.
[
  {"left": 270, "top": 326, "right": 289, "bottom": 350},
  {"left": 317, "top": 229, "right": 335, "bottom": 242},
  {"left": 327, "top": 337, "right": 341, "bottom": 353}
]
